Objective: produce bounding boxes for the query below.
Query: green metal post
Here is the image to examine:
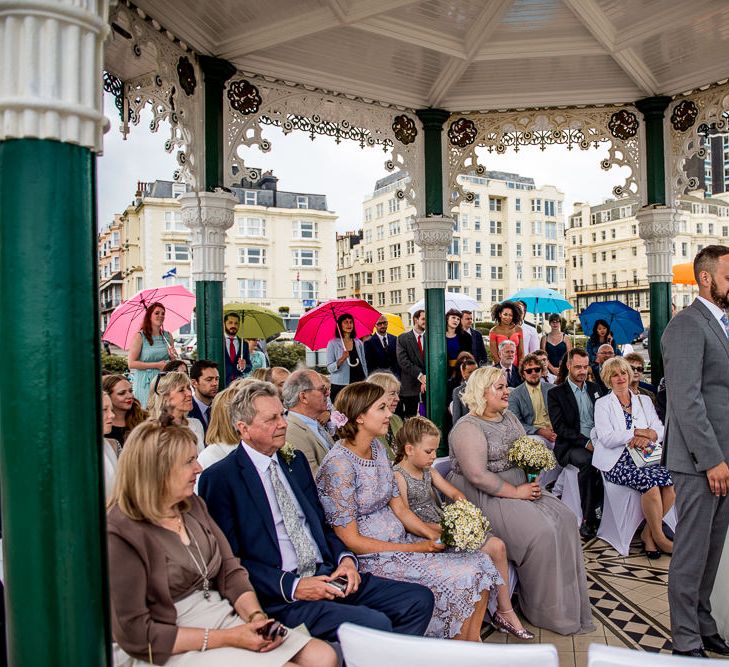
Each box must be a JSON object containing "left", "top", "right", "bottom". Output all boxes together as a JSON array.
[
  {"left": 635, "top": 96, "right": 672, "bottom": 384},
  {"left": 0, "top": 139, "right": 110, "bottom": 665},
  {"left": 416, "top": 109, "right": 451, "bottom": 454},
  {"left": 197, "top": 56, "right": 236, "bottom": 381}
]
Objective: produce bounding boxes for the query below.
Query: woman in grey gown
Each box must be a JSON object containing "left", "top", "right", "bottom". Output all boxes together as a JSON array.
[{"left": 447, "top": 366, "right": 594, "bottom": 636}]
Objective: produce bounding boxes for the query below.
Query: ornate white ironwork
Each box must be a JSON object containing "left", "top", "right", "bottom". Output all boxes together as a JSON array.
[
  {"left": 223, "top": 73, "right": 425, "bottom": 214},
  {"left": 107, "top": 1, "right": 203, "bottom": 188},
  {"left": 0, "top": 0, "right": 109, "bottom": 151},
  {"left": 667, "top": 81, "right": 729, "bottom": 205},
  {"left": 445, "top": 107, "right": 643, "bottom": 208},
  {"left": 413, "top": 216, "right": 454, "bottom": 290}
]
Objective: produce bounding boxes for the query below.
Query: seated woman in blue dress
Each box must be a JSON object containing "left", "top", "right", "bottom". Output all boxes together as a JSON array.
[{"left": 591, "top": 356, "right": 674, "bottom": 559}]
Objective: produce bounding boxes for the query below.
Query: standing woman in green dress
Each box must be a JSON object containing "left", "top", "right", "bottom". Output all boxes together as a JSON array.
[{"left": 128, "top": 302, "right": 176, "bottom": 408}]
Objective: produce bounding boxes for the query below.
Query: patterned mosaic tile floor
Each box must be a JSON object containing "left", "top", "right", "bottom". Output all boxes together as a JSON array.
[{"left": 482, "top": 535, "right": 727, "bottom": 666}]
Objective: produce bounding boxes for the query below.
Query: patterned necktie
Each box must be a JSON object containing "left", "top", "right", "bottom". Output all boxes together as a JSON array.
[
  {"left": 268, "top": 460, "right": 318, "bottom": 577},
  {"left": 382, "top": 335, "right": 388, "bottom": 350},
  {"left": 721, "top": 314, "right": 729, "bottom": 339},
  {"left": 317, "top": 423, "right": 335, "bottom": 450}
]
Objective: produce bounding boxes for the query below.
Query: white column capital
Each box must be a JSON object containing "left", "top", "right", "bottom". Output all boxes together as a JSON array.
[
  {"left": 0, "top": 0, "right": 109, "bottom": 151},
  {"left": 637, "top": 206, "right": 680, "bottom": 283},
  {"left": 179, "top": 190, "right": 237, "bottom": 282},
  {"left": 413, "top": 215, "right": 454, "bottom": 290}
]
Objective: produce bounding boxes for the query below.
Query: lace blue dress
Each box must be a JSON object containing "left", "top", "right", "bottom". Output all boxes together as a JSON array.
[
  {"left": 131, "top": 332, "right": 172, "bottom": 408},
  {"left": 316, "top": 441, "right": 502, "bottom": 639}
]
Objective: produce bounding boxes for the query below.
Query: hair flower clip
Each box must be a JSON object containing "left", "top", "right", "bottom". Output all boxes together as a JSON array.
[{"left": 331, "top": 410, "right": 348, "bottom": 428}]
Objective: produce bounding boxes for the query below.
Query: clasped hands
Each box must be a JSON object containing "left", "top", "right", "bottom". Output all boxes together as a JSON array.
[
  {"left": 293, "top": 557, "right": 360, "bottom": 601},
  {"left": 628, "top": 428, "right": 658, "bottom": 451}
]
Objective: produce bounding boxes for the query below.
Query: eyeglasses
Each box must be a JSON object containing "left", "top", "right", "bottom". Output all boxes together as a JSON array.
[
  {"left": 523, "top": 367, "right": 542, "bottom": 374},
  {"left": 630, "top": 366, "right": 644, "bottom": 373},
  {"left": 308, "top": 385, "right": 330, "bottom": 395}
]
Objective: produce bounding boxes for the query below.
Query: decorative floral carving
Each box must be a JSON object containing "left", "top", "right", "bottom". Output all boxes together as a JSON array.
[
  {"left": 608, "top": 109, "right": 639, "bottom": 140},
  {"left": 670, "top": 100, "right": 698, "bottom": 132},
  {"left": 227, "top": 80, "right": 262, "bottom": 115},
  {"left": 177, "top": 56, "right": 196, "bottom": 96},
  {"left": 448, "top": 118, "right": 477, "bottom": 147},
  {"left": 392, "top": 114, "right": 417, "bottom": 145}
]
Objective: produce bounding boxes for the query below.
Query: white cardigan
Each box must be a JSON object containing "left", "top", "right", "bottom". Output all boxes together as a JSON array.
[{"left": 590, "top": 391, "right": 664, "bottom": 472}]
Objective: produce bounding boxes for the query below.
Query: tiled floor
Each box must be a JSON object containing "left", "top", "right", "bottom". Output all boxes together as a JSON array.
[{"left": 482, "top": 534, "right": 726, "bottom": 666}]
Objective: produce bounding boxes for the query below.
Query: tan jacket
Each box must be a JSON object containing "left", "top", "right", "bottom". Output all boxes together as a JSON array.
[{"left": 286, "top": 412, "right": 334, "bottom": 476}]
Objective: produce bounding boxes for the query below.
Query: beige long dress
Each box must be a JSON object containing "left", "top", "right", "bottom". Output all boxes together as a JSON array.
[{"left": 448, "top": 411, "right": 594, "bottom": 636}]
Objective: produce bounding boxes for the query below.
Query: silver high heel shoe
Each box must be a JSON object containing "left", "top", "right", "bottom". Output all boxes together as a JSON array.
[{"left": 491, "top": 609, "right": 535, "bottom": 640}]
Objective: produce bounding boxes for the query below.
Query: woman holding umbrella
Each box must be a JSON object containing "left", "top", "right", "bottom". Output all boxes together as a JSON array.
[
  {"left": 586, "top": 319, "right": 620, "bottom": 364},
  {"left": 128, "top": 302, "right": 177, "bottom": 408},
  {"left": 326, "top": 313, "right": 368, "bottom": 402}
]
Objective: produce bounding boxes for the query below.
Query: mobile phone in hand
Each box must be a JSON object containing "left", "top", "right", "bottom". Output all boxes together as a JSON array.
[
  {"left": 258, "top": 619, "right": 287, "bottom": 640},
  {"left": 327, "top": 575, "right": 348, "bottom": 593}
]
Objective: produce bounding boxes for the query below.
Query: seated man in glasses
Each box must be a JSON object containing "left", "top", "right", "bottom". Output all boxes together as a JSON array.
[
  {"left": 507, "top": 353, "right": 557, "bottom": 447},
  {"left": 282, "top": 369, "right": 336, "bottom": 476},
  {"left": 623, "top": 352, "right": 657, "bottom": 404}
]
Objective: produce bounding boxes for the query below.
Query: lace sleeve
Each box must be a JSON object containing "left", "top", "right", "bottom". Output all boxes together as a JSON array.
[
  {"left": 448, "top": 418, "right": 505, "bottom": 495},
  {"left": 316, "top": 452, "right": 358, "bottom": 527}
]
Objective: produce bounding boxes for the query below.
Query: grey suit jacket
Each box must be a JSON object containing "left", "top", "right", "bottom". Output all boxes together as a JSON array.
[
  {"left": 285, "top": 412, "right": 333, "bottom": 476},
  {"left": 508, "top": 380, "right": 553, "bottom": 434},
  {"left": 396, "top": 330, "right": 426, "bottom": 397},
  {"left": 661, "top": 298, "right": 729, "bottom": 474}
]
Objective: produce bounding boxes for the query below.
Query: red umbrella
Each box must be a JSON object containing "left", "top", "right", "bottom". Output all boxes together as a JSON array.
[
  {"left": 294, "top": 298, "right": 382, "bottom": 350},
  {"left": 102, "top": 285, "right": 196, "bottom": 350}
]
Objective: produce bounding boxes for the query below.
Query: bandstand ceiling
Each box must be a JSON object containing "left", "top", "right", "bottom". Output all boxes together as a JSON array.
[{"left": 125, "top": 0, "right": 729, "bottom": 111}]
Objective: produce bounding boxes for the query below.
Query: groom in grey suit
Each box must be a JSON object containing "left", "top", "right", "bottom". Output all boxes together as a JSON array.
[{"left": 663, "top": 245, "right": 729, "bottom": 657}]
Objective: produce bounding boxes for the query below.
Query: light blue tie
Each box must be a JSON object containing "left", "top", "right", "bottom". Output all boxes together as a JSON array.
[{"left": 721, "top": 314, "right": 729, "bottom": 339}]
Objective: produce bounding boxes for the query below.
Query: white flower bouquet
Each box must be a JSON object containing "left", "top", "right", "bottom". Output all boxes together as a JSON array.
[
  {"left": 440, "top": 499, "right": 490, "bottom": 552},
  {"left": 508, "top": 435, "right": 557, "bottom": 482}
]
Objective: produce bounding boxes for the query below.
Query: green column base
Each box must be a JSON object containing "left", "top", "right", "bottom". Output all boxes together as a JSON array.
[
  {"left": 649, "top": 282, "right": 671, "bottom": 384},
  {"left": 0, "top": 138, "right": 110, "bottom": 665},
  {"left": 195, "top": 280, "right": 226, "bottom": 384},
  {"left": 424, "top": 289, "right": 448, "bottom": 455}
]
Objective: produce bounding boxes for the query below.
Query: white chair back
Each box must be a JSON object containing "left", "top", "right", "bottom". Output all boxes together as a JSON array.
[
  {"left": 588, "top": 643, "right": 724, "bottom": 666},
  {"left": 338, "top": 623, "right": 559, "bottom": 667},
  {"left": 557, "top": 464, "right": 583, "bottom": 526},
  {"left": 432, "top": 456, "right": 451, "bottom": 478}
]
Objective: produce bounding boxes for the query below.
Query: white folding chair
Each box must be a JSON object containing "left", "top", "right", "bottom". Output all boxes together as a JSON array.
[
  {"left": 556, "top": 464, "right": 583, "bottom": 526},
  {"left": 588, "top": 643, "right": 725, "bottom": 666},
  {"left": 598, "top": 475, "right": 677, "bottom": 556},
  {"left": 338, "top": 623, "right": 559, "bottom": 667}
]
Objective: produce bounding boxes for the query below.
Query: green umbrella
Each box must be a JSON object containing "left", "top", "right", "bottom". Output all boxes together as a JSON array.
[{"left": 223, "top": 303, "right": 286, "bottom": 339}]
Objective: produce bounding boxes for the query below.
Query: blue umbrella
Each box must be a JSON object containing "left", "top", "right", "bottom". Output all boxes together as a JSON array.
[
  {"left": 506, "top": 287, "right": 572, "bottom": 314},
  {"left": 579, "top": 301, "right": 644, "bottom": 345}
]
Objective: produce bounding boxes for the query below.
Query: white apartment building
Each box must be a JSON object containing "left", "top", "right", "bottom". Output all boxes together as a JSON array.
[
  {"left": 101, "top": 172, "right": 337, "bottom": 332},
  {"left": 337, "top": 171, "right": 566, "bottom": 324},
  {"left": 566, "top": 191, "right": 729, "bottom": 324}
]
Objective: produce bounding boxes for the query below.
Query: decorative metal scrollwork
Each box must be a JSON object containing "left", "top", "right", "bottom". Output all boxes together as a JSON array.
[
  {"left": 448, "top": 118, "right": 477, "bottom": 147},
  {"left": 260, "top": 114, "right": 392, "bottom": 149},
  {"left": 103, "top": 70, "right": 125, "bottom": 121},
  {"left": 392, "top": 114, "right": 417, "bottom": 145},
  {"left": 227, "top": 80, "right": 262, "bottom": 115},
  {"left": 608, "top": 109, "right": 639, "bottom": 140},
  {"left": 671, "top": 100, "right": 699, "bottom": 132},
  {"left": 176, "top": 56, "right": 196, "bottom": 96}
]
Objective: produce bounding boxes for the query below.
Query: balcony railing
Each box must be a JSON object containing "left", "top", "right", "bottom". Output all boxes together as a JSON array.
[{"left": 574, "top": 279, "right": 648, "bottom": 293}]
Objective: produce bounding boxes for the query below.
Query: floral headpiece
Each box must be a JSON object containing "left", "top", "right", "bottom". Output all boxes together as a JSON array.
[{"left": 330, "top": 410, "right": 348, "bottom": 428}]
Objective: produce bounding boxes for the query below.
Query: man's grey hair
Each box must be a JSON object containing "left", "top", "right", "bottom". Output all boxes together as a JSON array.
[
  {"left": 498, "top": 339, "right": 517, "bottom": 351},
  {"left": 597, "top": 343, "right": 614, "bottom": 354},
  {"left": 230, "top": 380, "right": 279, "bottom": 426},
  {"left": 281, "top": 369, "right": 316, "bottom": 409}
]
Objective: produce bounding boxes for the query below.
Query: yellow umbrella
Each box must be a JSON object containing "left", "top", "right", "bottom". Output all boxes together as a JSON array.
[
  {"left": 672, "top": 263, "right": 696, "bottom": 285},
  {"left": 374, "top": 312, "right": 405, "bottom": 336}
]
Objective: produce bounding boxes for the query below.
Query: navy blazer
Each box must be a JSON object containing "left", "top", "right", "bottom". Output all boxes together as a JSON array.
[
  {"left": 198, "top": 445, "right": 351, "bottom": 607},
  {"left": 467, "top": 328, "right": 488, "bottom": 366},
  {"left": 188, "top": 400, "right": 209, "bottom": 434},
  {"left": 364, "top": 333, "right": 400, "bottom": 377},
  {"left": 223, "top": 337, "right": 251, "bottom": 385},
  {"left": 547, "top": 380, "right": 603, "bottom": 466}
]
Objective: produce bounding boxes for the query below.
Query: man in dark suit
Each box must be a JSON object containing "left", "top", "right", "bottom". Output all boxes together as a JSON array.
[
  {"left": 199, "top": 381, "right": 435, "bottom": 641},
  {"left": 396, "top": 309, "right": 426, "bottom": 417},
  {"left": 223, "top": 312, "right": 251, "bottom": 385},
  {"left": 493, "top": 340, "right": 522, "bottom": 388},
  {"left": 547, "top": 347, "right": 604, "bottom": 539},
  {"left": 461, "top": 310, "right": 488, "bottom": 366},
  {"left": 364, "top": 316, "right": 400, "bottom": 377},
  {"left": 590, "top": 344, "right": 614, "bottom": 395},
  {"left": 188, "top": 359, "right": 219, "bottom": 434},
  {"left": 663, "top": 245, "right": 729, "bottom": 657}
]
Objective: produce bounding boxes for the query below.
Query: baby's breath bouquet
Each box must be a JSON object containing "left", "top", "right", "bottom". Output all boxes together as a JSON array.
[
  {"left": 440, "top": 499, "right": 489, "bottom": 552},
  {"left": 508, "top": 435, "right": 557, "bottom": 482}
]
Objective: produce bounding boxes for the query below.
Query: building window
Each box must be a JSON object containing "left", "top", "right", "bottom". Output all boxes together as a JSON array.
[
  {"left": 165, "top": 243, "right": 190, "bottom": 261},
  {"left": 515, "top": 243, "right": 522, "bottom": 257},
  {"left": 532, "top": 266, "right": 543, "bottom": 280},
  {"left": 490, "top": 266, "right": 503, "bottom": 280},
  {"left": 515, "top": 220, "right": 522, "bottom": 234},
  {"left": 406, "top": 240, "right": 415, "bottom": 254},
  {"left": 474, "top": 217, "right": 481, "bottom": 231},
  {"left": 463, "top": 262, "right": 470, "bottom": 278},
  {"left": 545, "top": 244, "right": 556, "bottom": 261},
  {"left": 489, "top": 197, "right": 502, "bottom": 212},
  {"left": 163, "top": 211, "right": 185, "bottom": 232},
  {"left": 447, "top": 261, "right": 460, "bottom": 280},
  {"left": 337, "top": 276, "right": 346, "bottom": 289},
  {"left": 491, "top": 289, "right": 504, "bottom": 302},
  {"left": 532, "top": 243, "right": 543, "bottom": 257},
  {"left": 546, "top": 266, "right": 557, "bottom": 284},
  {"left": 490, "top": 220, "right": 502, "bottom": 234},
  {"left": 389, "top": 221, "right": 400, "bottom": 235},
  {"left": 243, "top": 191, "right": 258, "bottom": 206},
  {"left": 376, "top": 203, "right": 384, "bottom": 218},
  {"left": 544, "top": 200, "right": 556, "bottom": 217},
  {"left": 389, "top": 243, "right": 401, "bottom": 259},
  {"left": 377, "top": 269, "right": 385, "bottom": 283},
  {"left": 449, "top": 238, "right": 460, "bottom": 255},
  {"left": 461, "top": 214, "right": 469, "bottom": 229},
  {"left": 364, "top": 229, "right": 372, "bottom": 243},
  {"left": 473, "top": 194, "right": 481, "bottom": 208},
  {"left": 476, "top": 287, "right": 482, "bottom": 301},
  {"left": 516, "top": 263, "right": 523, "bottom": 280},
  {"left": 475, "top": 264, "right": 482, "bottom": 278},
  {"left": 532, "top": 221, "right": 543, "bottom": 235},
  {"left": 293, "top": 220, "right": 319, "bottom": 239},
  {"left": 376, "top": 225, "right": 384, "bottom": 240},
  {"left": 462, "top": 238, "right": 469, "bottom": 253},
  {"left": 292, "top": 249, "right": 319, "bottom": 267},
  {"left": 239, "top": 247, "right": 266, "bottom": 265},
  {"left": 377, "top": 247, "right": 385, "bottom": 262},
  {"left": 475, "top": 241, "right": 482, "bottom": 255},
  {"left": 407, "top": 288, "right": 416, "bottom": 302},
  {"left": 239, "top": 279, "right": 266, "bottom": 298},
  {"left": 296, "top": 195, "right": 309, "bottom": 209},
  {"left": 364, "top": 272, "right": 373, "bottom": 285},
  {"left": 239, "top": 217, "right": 266, "bottom": 237},
  {"left": 388, "top": 198, "right": 400, "bottom": 214},
  {"left": 531, "top": 198, "right": 542, "bottom": 212},
  {"left": 490, "top": 243, "right": 503, "bottom": 257},
  {"left": 390, "top": 290, "right": 402, "bottom": 305},
  {"left": 377, "top": 292, "right": 386, "bottom": 306},
  {"left": 407, "top": 264, "right": 416, "bottom": 279},
  {"left": 515, "top": 198, "right": 521, "bottom": 211},
  {"left": 292, "top": 280, "right": 318, "bottom": 299},
  {"left": 611, "top": 249, "right": 617, "bottom": 260},
  {"left": 364, "top": 251, "right": 373, "bottom": 263},
  {"left": 390, "top": 266, "right": 401, "bottom": 281},
  {"left": 545, "top": 221, "right": 557, "bottom": 240}
]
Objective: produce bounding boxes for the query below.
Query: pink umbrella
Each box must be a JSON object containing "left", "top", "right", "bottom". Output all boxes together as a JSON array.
[
  {"left": 294, "top": 298, "right": 382, "bottom": 350},
  {"left": 102, "top": 285, "right": 196, "bottom": 350}
]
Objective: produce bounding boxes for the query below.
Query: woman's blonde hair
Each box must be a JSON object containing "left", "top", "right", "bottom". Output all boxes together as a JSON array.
[
  {"left": 333, "top": 382, "right": 385, "bottom": 441},
  {"left": 600, "top": 356, "right": 633, "bottom": 388},
  {"left": 250, "top": 368, "right": 268, "bottom": 381},
  {"left": 146, "top": 371, "right": 190, "bottom": 422},
  {"left": 367, "top": 371, "right": 401, "bottom": 393},
  {"left": 205, "top": 386, "right": 240, "bottom": 446},
  {"left": 393, "top": 416, "right": 440, "bottom": 464},
  {"left": 461, "top": 366, "right": 505, "bottom": 416},
  {"left": 109, "top": 414, "right": 197, "bottom": 522}
]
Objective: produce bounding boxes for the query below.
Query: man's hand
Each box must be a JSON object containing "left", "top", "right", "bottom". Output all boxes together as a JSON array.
[
  {"left": 706, "top": 461, "right": 729, "bottom": 497},
  {"left": 537, "top": 427, "right": 556, "bottom": 442},
  {"left": 585, "top": 440, "right": 594, "bottom": 452},
  {"left": 329, "top": 557, "right": 361, "bottom": 596},
  {"left": 293, "top": 576, "right": 346, "bottom": 601}
]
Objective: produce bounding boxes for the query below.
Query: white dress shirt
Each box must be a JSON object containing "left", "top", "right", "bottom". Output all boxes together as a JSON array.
[
  {"left": 698, "top": 295, "right": 728, "bottom": 329},
  {"left": 522, "top": 322, "right": 540, "bottom": 354}
]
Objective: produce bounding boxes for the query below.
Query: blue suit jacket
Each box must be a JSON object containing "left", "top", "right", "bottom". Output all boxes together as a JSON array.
[
  {"left": 198, "top": 445, "right": 351, "bottom": 607},
  {"left": 223, "top": 338, "right": 251, "bottom": 385},
  {"left": 188, "top": 400, "right": 209, "bottom": 434},
  {"left": 468, "top": 328, "right": 488, "bottom": 366},
  {"left": 364, "top": 333, "right": 400, "bottom": 377}
]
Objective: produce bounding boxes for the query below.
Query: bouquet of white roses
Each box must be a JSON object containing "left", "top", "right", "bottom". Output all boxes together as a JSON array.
[
  {"left": 440, "top": 499, "right": 490, "bottom": 552},
  {"left": 508, "top": 435, "right": 557, "bottom": 482}
]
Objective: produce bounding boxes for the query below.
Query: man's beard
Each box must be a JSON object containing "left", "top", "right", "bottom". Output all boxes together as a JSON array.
[{"left": 710, "top": 277, "right": 729, "bottom": 310}]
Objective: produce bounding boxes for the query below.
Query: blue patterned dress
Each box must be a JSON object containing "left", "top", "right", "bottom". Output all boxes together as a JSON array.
[
  {"left": 603, "top": 408, "right": 673, "bottom": 493},
  {"left": 316, "top": 441, "right": 502, "bottom": 639}
]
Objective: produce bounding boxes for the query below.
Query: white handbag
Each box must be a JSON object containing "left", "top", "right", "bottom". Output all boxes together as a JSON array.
[{"left": 628, "top": 443, "right": 662, "bottom": 468}]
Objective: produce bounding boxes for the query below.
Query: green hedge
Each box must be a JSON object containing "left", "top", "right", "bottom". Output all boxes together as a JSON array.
[
  {"left": 102, "top": 353, "right": 129, "bottom": 374},
  {"left": 267, "top": 342, "right": 306, "bottom": 371}
]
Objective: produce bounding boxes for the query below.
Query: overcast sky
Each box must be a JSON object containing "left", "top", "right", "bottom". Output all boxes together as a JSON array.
[{"left": 98, "top": 93, "right": 630, "bottom": 230}]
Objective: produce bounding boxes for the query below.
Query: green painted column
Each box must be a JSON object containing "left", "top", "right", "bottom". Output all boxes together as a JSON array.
[
  {"left": 415, "top": 109, "right": 451, "bottom": 455},
  {"left": 635, "top": 96, "right": 673, "bottom": 384},
  {"left": 0, "top": 139, "right": 110, "bottom": 665},
  {"left": 194, "top": 57, "right": 237, "bottom": 382}
]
